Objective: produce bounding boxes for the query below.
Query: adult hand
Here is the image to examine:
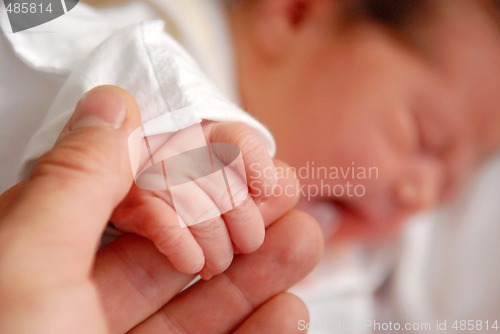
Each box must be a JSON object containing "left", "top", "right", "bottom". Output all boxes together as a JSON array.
[{"left": 0, "top": 86, "right": 323, "bottom": 333}]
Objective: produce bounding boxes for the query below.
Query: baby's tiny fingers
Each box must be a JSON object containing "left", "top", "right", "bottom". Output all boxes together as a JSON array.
[
  {"left": 112, "top": 188, "right": 205, "bottom": 274},
  {"left": 222, "top": 195, "right": 265, "bottom": 254},
  {"left": 206, "top": 122, "right": 277, "bottom": 200},
  {"left": 190, "top": 216, "right": 233, "bottom": 280}
]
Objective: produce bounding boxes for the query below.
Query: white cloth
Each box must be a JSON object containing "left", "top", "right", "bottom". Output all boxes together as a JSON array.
[{"left": 0, "top": 2, "right": 147, "bottom": 190}]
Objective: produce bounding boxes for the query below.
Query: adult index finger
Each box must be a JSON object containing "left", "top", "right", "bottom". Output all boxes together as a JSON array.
[{"left": 128, "top": 210, "right": 323, "bottom": 334}]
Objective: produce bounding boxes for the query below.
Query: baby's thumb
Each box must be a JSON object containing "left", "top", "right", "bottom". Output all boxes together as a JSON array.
[{"left": 2, "top": 86, "right": 143, "bottom": 277}]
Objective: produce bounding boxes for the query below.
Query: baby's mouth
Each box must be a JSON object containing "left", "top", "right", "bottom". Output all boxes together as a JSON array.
[{"left": 298, "top": 196, "right": 405, "bottom": 242}]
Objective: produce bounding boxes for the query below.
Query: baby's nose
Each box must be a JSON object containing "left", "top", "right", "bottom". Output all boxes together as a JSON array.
[{"left": 396, "top": 180, "right": 434, "bottom": 211}]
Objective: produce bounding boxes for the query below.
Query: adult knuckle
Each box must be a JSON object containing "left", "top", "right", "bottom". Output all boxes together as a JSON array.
[{"left": 30, "top": 138, "right": 118, "bottom": 188}]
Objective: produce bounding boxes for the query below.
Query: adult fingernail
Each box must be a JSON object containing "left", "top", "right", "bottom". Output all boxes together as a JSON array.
[{"left": 71, "top": 87, "right": 127, "bottom": 130}]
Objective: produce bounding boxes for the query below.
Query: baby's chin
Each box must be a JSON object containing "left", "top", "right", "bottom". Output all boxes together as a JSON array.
[{"left": 298, "top": 198, "right": 406, "bottom": 244}]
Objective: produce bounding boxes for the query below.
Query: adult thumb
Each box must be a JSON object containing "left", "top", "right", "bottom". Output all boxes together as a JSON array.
[{"left": 1, "top": 86, "right": 142, "bottom": 279}]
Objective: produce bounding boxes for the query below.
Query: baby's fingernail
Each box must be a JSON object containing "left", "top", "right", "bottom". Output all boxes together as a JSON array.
[
  {"left": 269, "top": 164, "right": 279, "bottom": 188},
  {"left": 259, "top": 164, "right": 279, "bottom": 199},
  {"left": 71, "top": 87, "right": 127, "bottom": 130},
  {"left": 256, "top": 197, "right": 268, "bottom": 206},
  {"left": 199, "top": 269, "right": 214, "bottom": 281}
]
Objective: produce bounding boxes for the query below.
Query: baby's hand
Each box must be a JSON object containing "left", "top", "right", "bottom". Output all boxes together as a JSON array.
[{"left": 111, "top": 121, "right": 277, "bottom": 279}]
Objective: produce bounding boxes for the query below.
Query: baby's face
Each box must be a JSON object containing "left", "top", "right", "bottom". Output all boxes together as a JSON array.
[{"left": 235, "top": 0, "right": 500, "bottom": 240}]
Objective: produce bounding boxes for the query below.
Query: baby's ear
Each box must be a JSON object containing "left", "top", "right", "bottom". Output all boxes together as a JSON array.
[
  {"left": 247, "top": 0, "right": 334, "bottom": 59},
  {"left": 395, "top": 156, "right": 444, "bottom": 212}
]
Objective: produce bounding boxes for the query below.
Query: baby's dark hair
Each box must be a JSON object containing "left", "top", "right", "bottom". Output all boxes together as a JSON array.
[
  {"left": 334, "top": 0, "right": 429, "bottom": 34},
  {"left": 347, "top": 0, "right": 500, "bottom": 31},
  {"left": 356, "top": 0, "right": 425, "bottom": 26}
]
